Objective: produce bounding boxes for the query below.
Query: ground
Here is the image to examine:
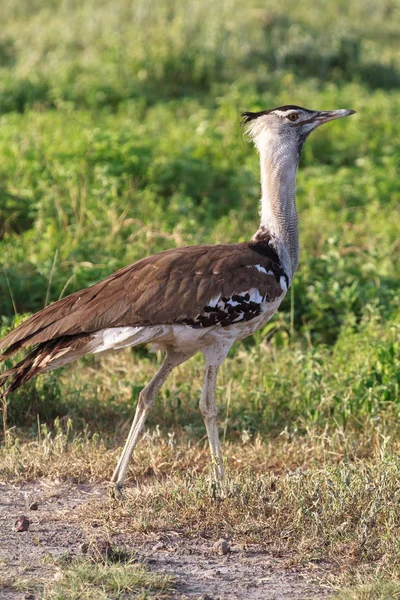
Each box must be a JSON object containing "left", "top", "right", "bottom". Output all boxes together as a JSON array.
[
  {"left": 0, "top": 480, "right": 334, "bottom": 599},
  {"left": 2, "top": 424, "right": 400, "bottom": 598}
]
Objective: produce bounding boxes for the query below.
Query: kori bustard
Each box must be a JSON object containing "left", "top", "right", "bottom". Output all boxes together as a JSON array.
[{"left": 0, "top": 105, "right": 354, "bottom": 494}]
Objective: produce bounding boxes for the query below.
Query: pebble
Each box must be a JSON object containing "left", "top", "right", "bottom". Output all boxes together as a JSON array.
[
  {"left": 14, "top": 516, "right": 30, "bottom": 532},
  {"left": 212, "top": 538, "right": 230, "bottom": 555}
]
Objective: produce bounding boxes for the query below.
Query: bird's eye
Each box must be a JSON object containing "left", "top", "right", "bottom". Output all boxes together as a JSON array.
[{"left": 287, "top": 113, "right": 299, "bottom": 122}]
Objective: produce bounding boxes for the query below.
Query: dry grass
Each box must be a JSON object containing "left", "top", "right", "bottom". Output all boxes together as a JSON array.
[
  {"left": 2, "top": 424, "right": 400, "bottom": 596},
  {"left": 1, "top": 417, "right": 395, "bottom": 484},
  {"left": 86, "top": 455, "right": 400, "bottom": 579}
]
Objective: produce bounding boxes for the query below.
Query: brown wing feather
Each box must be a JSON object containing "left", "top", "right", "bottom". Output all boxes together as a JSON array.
[
  {"left": 0, "top": 334, "right": 95, "bottom": 395},
  {"left": 0, "top": 242, "right": 287, "bottom": 361}
]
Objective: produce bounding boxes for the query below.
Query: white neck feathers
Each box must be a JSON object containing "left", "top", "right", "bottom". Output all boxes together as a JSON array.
[{"left": 252, "top": 129, "right": 301, "bottom": 282}]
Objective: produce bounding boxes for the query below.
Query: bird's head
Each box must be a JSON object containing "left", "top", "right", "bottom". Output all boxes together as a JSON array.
[{"left": 242, "top": 105, "right": 355, "bottom": 152}]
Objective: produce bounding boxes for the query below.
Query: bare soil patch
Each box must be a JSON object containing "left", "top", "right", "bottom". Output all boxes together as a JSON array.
[{"left": 0, "top": 481, "right": 333, "bottom": 599}]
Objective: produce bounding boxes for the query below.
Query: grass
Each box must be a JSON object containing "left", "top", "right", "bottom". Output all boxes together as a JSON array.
[
  {"left": 3, "top": 424, "right": 400, "bottom": 596},
  {"left": 336, "top": 580, "right": 400, "bottom": 600},
  {"left": 96, "top": 460, "right": 400, "bottom": 581},
  {"left": 1, "top": 417, "right": 392, "bottom": 484},
  {"left": 2, "top": 312, "right": 399, "bottom": 438},
  {"left": 4, "top": 554, "right": 173, "bottom": 600},
  {"left": 0, "top": 0, "right": 399, "bottom": 597},
  {"left": 42, "top": 558, "right": 173, "bottom": 600}
]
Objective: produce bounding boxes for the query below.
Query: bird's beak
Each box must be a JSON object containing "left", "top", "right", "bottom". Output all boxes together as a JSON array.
[{"left": 315, "top": 109, "right": 356, "bottom": 124}]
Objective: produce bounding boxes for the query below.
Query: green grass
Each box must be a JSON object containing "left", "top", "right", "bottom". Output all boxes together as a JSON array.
[
  {"left": 0, "top": 0, "right": 399, "bottom": 597},
  {"left": 43, "top": 558, "right": 173, "bottom": 600},
  {"left": 6, "top": 554, "right": 173, "bottom": 600},
  {"left": 336, "top": 581, "right": 400, "bottom": 600}
]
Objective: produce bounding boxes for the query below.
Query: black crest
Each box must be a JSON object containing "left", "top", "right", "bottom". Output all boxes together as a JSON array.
[
  {"left": 241, "top": 110, "right": 270, "bottom": 124},
  {"left": 241, "top": 105, "right": 312, "bottom": 124}
]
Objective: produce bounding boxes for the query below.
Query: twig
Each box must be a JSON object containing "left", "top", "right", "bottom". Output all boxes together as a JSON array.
[
  {"left": 44, "top": 249, "right": 59, "bottom": 307},
  {"left": 2, "top": 267, "right": 17, "bottom": 316}
]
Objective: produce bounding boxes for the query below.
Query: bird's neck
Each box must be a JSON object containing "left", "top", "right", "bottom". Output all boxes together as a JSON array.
[{"left": 253, "top": 135, "right": 301, "bottom": 282}]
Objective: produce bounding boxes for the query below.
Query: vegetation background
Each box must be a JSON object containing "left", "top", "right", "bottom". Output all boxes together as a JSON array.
[{"left": 0, "top": 0, "right": 399, "bottom": 598}]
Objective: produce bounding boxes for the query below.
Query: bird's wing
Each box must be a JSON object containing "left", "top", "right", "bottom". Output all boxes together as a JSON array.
[{"left": 0, "top": 241, "right": 288, "bottom": 360}]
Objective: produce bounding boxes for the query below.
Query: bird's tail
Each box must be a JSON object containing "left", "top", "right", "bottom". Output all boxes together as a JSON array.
[
  {"left": 0, "top": 335, "right": 94, "bottom": 398},
  {"left": 0, "top": 323, "right": 163, "bottom": 399}
]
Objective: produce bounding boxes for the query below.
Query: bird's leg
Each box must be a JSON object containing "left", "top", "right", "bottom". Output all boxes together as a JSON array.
[
  {"left": 200, "top": 364, "right": 225, "bottom": 482},
  {"left": 111, "top": 350, "right": 191, "bottom": 496},
  {"left": 200, "top": 344, "right": 231, "bottom": 492}
]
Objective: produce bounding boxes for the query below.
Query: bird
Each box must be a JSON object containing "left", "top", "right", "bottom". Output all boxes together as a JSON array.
[{"left": 0, "top": 105, "right": 355, "bottom": 495}]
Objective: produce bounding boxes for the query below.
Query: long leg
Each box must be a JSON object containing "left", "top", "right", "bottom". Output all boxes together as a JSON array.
[
  {"left": 200, "top": 343, "right": 232, "bottom": 484},
  {"left": 111, "top": 349, "right": 192, "bottom": 494}
]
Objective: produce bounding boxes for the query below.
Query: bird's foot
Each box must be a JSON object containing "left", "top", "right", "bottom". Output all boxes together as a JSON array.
[
  {"left": 109, "top": 482, "right": 125, "bottom": 501},
  {"left": 210, "top": 478, "right": 227, "bottom": 500}
]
